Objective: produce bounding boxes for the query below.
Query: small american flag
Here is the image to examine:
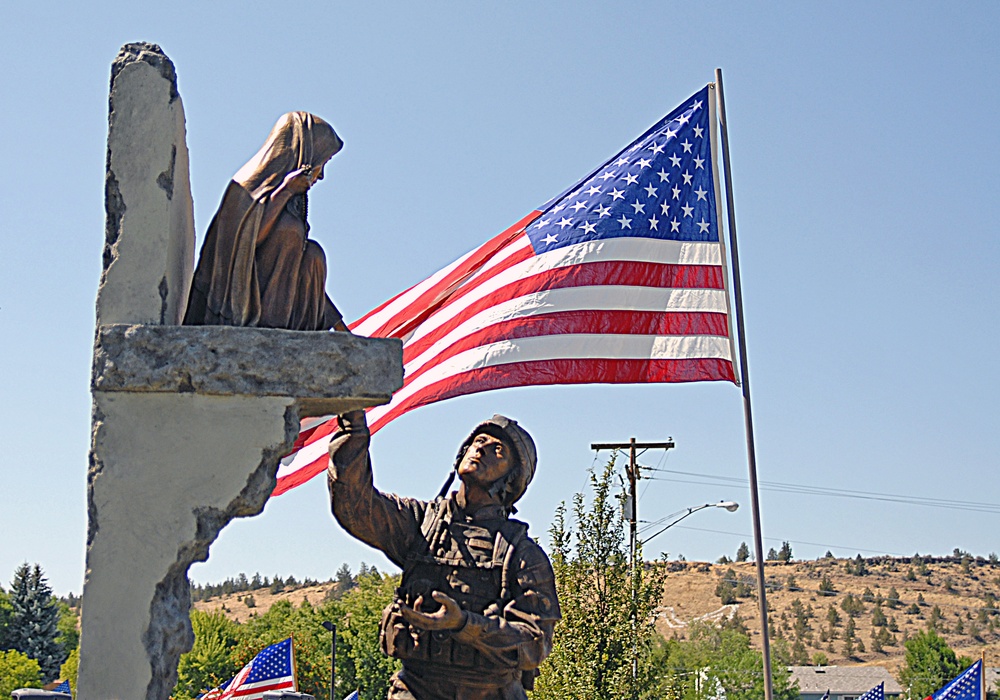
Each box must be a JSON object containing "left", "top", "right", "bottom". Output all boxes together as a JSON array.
[
  {"left": 932, "top": 660, "right": 983, "bottom": 700},
  {"left": 274, "top": 85, "right": 737, "bottom": 495},
  {"left": 859, "top": 681, "right": 885, "bottom": 700},
  {"left": 201, "top": 637, "right": 295, "bottom": 699},
  {"left": 52, "top": 680, "right": 72, "bottom": 697}
]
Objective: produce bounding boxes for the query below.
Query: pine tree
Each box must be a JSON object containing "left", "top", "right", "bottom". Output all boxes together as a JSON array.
[
  {"left": 8, "top": 564, "right": 65, "bottom": 681},
  {"left": 871, "top": 603, "right": 887, "bottom": 627},
  {"left": 325, "top": 563, "right": 357, "bottom": 603},
  {"left": 778, "top": 541, "right": 793, "bottom": 562},
  {"left": 735, "top": 541, "right": 750, "bottom": 562},
  {"left": 886, "top": 586, "right": 901, "bottom": 609},
  {"left": 826, "top": 604, "right": 841, "bottom": 627}
]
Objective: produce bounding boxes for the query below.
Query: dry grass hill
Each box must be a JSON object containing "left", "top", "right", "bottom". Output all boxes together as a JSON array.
[
  {"left": 195, "top": 555, "right": 1000, "bottom": 674},
  {"left": 656, "top": 555, "right": 1000, "bottom": 674}
]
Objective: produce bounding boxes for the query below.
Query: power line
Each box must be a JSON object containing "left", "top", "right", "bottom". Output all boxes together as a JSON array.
[
  {"left": 641, "top": 467, "right": 1000, "bottom": 514},
  {"left": 666, "top": 523, "right": 912, "bottom": 558}
]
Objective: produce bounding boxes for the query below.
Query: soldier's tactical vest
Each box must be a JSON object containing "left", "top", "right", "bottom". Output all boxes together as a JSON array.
[{"left": 380, "top": 497, "right": 528, "bottom": 681}]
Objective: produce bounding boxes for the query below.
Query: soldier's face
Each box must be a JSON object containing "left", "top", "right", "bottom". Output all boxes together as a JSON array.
[{"left": 457, "top": 432, "right": 512, "bottom": 488}]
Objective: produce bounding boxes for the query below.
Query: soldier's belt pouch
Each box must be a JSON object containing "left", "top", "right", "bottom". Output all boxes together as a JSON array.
[{"left": 380, "top": 596, "right": 482, "bottom": 668}]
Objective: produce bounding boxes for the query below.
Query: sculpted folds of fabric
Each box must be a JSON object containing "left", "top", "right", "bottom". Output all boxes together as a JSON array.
[{"left": 184, "top": 111, "right": 343, "bottom": 330}]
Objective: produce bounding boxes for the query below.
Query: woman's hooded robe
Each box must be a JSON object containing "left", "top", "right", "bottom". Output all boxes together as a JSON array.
[{"left": 184, "top": 111, "right": 344, "bottom": 330}]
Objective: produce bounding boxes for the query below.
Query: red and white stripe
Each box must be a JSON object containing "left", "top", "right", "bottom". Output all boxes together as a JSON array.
[
  {"left": 201, "top": 652, "right": 295, "bottom": 700},
  {"left": 273, "top": 217, "right": 735, "bottom": 496},
  {"left": 273, "top": 92, "right": 737, "bottom": 496}
]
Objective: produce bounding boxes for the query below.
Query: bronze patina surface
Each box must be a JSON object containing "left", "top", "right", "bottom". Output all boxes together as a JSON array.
[
  {"left": 328, "top": 412, "right": 561, "bottom": 700},
  {"left": 184, "top": 112, "right": 347, "bottom": 331}
]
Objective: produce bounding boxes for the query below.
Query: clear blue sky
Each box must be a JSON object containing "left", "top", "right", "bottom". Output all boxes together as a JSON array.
[{"left": 2, "top": 2, "right": 998, "bottom": 596}]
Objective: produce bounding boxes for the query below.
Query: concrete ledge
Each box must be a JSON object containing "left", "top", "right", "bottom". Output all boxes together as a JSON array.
[{"left": 93, "top": 324, "right": 403, "bottom": 411}]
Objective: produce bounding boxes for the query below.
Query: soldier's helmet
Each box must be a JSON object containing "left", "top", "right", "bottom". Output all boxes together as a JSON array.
[{"left": 453, "top": 415, "right": 537, "bottom": 508}]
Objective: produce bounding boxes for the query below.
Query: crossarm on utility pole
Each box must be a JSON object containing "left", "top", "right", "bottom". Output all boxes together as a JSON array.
[{"left": 591, "top": 439, "right": 674, "bottom": 699}]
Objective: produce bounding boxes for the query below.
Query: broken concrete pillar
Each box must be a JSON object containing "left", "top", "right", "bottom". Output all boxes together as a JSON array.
[
  {"left": 77, "top": 44, "right": 403, "bottom": 699},
  {"left": 98, "top": 42, "right": 195, "bottom": 326}
]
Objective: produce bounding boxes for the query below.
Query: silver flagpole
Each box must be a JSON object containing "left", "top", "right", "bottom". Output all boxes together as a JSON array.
[{"left": 714, "top": 67, "right": 774, "bottom": 700}]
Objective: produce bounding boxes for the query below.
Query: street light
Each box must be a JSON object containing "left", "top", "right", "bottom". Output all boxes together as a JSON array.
[
  {"left": 639, "top": 501, "right": 739, "bottom": 546},
  {"left": 321, "top": 620, "right": 336, "bottom": 700}
]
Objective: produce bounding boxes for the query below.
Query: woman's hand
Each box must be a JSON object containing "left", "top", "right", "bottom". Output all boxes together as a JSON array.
[
  {"left": 399, "top": 591, "right": 467, "bottom": 631},
  {"left": 281, "top": 166, "right": 314, "bottom": 195}
]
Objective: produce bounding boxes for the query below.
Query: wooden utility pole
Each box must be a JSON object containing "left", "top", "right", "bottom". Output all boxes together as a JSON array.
[{"left": 591, "top": 438, "right": 674, "bottom": 698}]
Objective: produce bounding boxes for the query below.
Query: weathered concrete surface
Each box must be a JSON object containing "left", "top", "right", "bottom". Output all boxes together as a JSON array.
[
  {"left": 97, "top": 42, "right": 194, "bottom": 326},
  {"left": 79, "top": 42, "right": 403, "bottom": 700},
  {"left": 83, "top": 393, "right": 297, "bottom": 699},
  {"left": 93, "top": 324, "right": 403, "bottom": 414},
  {"left": 81, "top": 329, "right": 401, "bottom": 699}
]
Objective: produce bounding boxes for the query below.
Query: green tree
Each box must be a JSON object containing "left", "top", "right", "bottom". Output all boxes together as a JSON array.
[
  {"left": 8, "top": 563, "right": 64, "bottom": 681},
  {"left": 845, "top": 554, "right": 869, "bottom": 576},
  {"left": 927, "top": 605, "right": 943, "bottom": 632},
  {"left": 841, "top": 593, "right": 864, "bottom": 617},
  {"left": 0, "top": 586, "right": 12, "bottom": 648},
  {"left": 236, "top": 599, "right": 329, "bottom": 697},
  {"left": 533, "top": 457, "right": 666, "bottom": 699},
  {"left": 886, "top": 586, "right": 901, "bottom": 609},
  {"left": 55, "top": 601, "right": 79, "bottom": 659},
  {"left": 323, "top": 569, "right": 401, "bottom": 700},
  {"left": 330, "top": 562, "right": 355, "bottom": 599},
  {"left": 655, "top": 621, "right": 798, "bottom": 700},
  {"left": 735, "top": 542, "right": 750, "bottom": 562},
  {"left": 715, "top": 580, "right": 737, "bottom": 605},
  {"left": 0, "top": 649, "right": 42, "bottom": 696},
  {"left": 826, "top": 604, "right": 841, "bottom": 627},
  {"left": 777, "top": 541, "right": 793, "bottom": 562},
  {"left": 818, "top": 574, "right": 835, "bottom": 596},
  {"left": 897, "top": 630, "right": 971, "bottom": 699},
  {"left": 59, "top": 648, "right": 79, "bottom": 696},
  {"left": 871, "top": 604, "right": 887, "bottom": 627},
  {"left": 174, "top": 610, "right": 241, "bottom": 699}
]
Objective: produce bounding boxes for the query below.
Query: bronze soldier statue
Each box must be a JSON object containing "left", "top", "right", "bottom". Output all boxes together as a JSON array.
[
  {"left": 184, "top": 111, "right": 348, "bottom": 331},
  {"left": 328, "top": 411, "right": 561, "bottom": 700}
]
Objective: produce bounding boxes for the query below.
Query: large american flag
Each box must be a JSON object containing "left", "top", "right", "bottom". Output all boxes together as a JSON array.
[
  {"left": 201, "top": 637, "right": 295, "bottom": 699},
  {"left": 931, "top": 660, "right": 983, "bottom": 700},
  {"left": 274, "top": 85, "right": 738, "bottom": 496}
]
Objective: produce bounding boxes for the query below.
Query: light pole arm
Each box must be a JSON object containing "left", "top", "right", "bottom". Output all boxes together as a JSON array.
[
  {"left": 640, "top": 505, "right": 704, "bottom": 546},
  {"left": 639, "top": 501, "right": 738, "bottom": 547}
]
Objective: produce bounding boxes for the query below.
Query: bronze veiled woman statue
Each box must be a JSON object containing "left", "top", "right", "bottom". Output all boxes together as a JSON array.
[{"left": 184, "top": 111, "right": 348, "bottom": 331}]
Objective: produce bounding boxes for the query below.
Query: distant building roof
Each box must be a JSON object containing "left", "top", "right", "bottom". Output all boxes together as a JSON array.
[{"left": 789, "top": 666, "right": 903, "bottom": 695}]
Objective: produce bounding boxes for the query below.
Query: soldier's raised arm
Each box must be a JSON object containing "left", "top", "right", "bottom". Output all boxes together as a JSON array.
[{"left": 327, "top": 410, "right": 423, "bottom": 567}]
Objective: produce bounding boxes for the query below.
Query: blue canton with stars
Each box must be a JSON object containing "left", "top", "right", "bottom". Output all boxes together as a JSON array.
[
  {"left": 933, "top": 660, "right": 982, "bottom": 700},
  {"left": 246, "top": 637, "right": 292, "bottom": 683},
  {"left": 858, "top": 682, "right": 885, "bottom": 700},
  {"left": 526, "top": 86, "right": 718, "bottom": 254}
]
